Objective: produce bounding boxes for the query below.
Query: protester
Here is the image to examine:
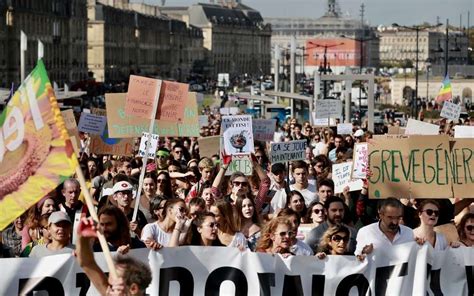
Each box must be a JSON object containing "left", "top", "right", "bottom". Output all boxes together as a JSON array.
[
  {"left": 112, "top": 181, "right": 147, "bottom": 237},
  {"left": 457, "top": 213, "right": 474, "bottom": 247},
  {"left": 328, "top": 135, "right": 345, "bottom": 163},
  {"left": 138, "top": 172, "right": 158, "bottom": 223},
  {"left": 170, "top": 212, "right": 224, "bottom": 247},
  {"left": 286, "top": 191, "right": 307, "bottom": 222},
  {"left": 315, "top": 225, "right": 352, "bottom": 258},
  {"left": 267, "top": 163, "right": 288, "bottom": 214},
  {"left": 2, "top": 214, "right": 26, "bottom": 257},
  {"left": 155, "top": 171, "right": 174, "bottom": 199},
  {"left": 188, "top": 198, "right": 206, "bottom": 219},
  {"left": 256, "top": 217, "right": 293, "bottom": 256},
  {"left": 235, "top": 196, "right": 261, "bottom": 251},
  {"left": 289, "top": 160, "right": 317, "bottom": 206},
  {"left": 59, "top": 178, "right": 84, "bottom": 243},
  {"left": 76, "top": 218, "right": 152, "bottom": 296},
  {"left": 305, "top": 201, "right": 326, "bottom": 228},
  {"left": 316, "top": 178, "right": 335, "bottom": 204},
  {"left": 186, "top": 158, "right": 215, "bottom": 201},
  {"left": 276, "top": 209, "right": 313, "bottom": 256},
  {"left": 210, "top": 200, "right": 247, "bottom": 248},
  {"left": 29, "top": 211, "right": 75, "bottom": 258},
  {"left": 413, "top": 200, "right": 448, "bottom": 250},
  {"left": 149, "top": 197, "right": 167, "bottom": 222},
  {"left": 354, "top": 198, "right": 414, "bottom": 256}
]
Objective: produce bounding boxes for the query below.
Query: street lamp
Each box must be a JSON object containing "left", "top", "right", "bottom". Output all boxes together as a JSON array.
[
  {"left": 340, "top": 34, "right": 377, "bottom": 111},
  {"left": 425, "top": 58, "right": 432, "bottom": 101},
  {"left": 392, "top": 23, "right": 442, "bottom": 119},
  {"left": 308, "top": 41, "right": 344, "bottom": 99}
]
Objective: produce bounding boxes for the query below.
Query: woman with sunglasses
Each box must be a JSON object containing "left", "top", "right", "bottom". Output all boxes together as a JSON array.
[
  {"left": 315, "top": 225, "right": 351, "bottom": 258},
  {"left": 256, "top": 217, "right": 294, "bottom": 257},
  {"left": 457, "top": 213, "right": 474, "bottom": 247},
  {"left": 155, "top": 171, "right": 174, "bottom": 199},
  {"left": 305, "top": 201, "right": 326, "bottom": 228},
  {"left": 170, "top": 212, "right": 224, "bottom": 247},
  {"left": 235, "top": 196, "right": 261, "bottom": 251},
  {"left": 141, "top": 198, "right": 190, "bottom": 250},
  {"left": 413, "top": 200, "right": 448, "bottom": 250},
  {"left": 210, "top": 200, "right": 247, "bottom": 248}
]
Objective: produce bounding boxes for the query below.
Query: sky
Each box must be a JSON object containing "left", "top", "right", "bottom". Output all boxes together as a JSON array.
[{"left": 141, "top": 0, "right": 473, "bottom": 27}]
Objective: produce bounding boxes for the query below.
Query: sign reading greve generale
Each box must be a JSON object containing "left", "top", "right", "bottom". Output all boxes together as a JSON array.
[{"left": 368, "top": 135, "right": 474, "bottom": 199}]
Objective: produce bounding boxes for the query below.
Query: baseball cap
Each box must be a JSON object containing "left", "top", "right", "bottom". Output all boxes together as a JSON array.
[
  {"left": 113, "top": 181, "right": 133, "bottom": 194},
  {"left": 48, "top": 211, "right": 71, "bottom": 225},
  {"left": 354, "top": 129, "right": 364, "bottom": 138}
]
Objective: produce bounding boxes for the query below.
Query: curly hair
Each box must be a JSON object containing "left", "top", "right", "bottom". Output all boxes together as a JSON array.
[
  {"left": 115, "top": 257, "right": 152, "bottom": 292},
  {"left": 317, "top": 225, "right": 350, "bottom": 255},
  {"left": 255, "top": 217, "right": 292, "bottom": 253}
]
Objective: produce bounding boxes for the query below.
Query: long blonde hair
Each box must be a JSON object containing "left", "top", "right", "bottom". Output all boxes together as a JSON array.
[{"left": 255, "top": 217, "right": 292, "bottom": 253}]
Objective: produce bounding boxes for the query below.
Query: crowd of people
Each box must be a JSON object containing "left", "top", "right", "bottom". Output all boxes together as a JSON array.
[{"left": 1, "top": 109, "right": 473, "bottom": 294}]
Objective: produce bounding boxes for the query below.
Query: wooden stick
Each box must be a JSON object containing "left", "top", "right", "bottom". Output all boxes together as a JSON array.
[{"left": 75, "top": 165, "right": 118, "bottom": 279}]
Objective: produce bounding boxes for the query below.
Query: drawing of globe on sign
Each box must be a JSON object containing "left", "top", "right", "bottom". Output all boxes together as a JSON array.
[
  {"left": 230, "top": 131, "right": 247, "bottom": 153},
  {"left": 101, "top": 125, "right": 120, "bottom": 145}
]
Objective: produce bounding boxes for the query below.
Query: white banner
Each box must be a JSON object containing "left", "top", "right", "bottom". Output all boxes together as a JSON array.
[{"left": 1, "top": 244, "right": 473, "bottom": 295}]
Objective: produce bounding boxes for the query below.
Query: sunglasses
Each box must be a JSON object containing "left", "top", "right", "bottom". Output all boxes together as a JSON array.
[
  {"left": 232, "top": 181, "right": 248, "bottom": 187},
  {"left": 275, "top": 231, "right": 295, "bottom": 238},
  {"left": 331, "top": 234, "right": 349, "bottom": 243},
  {"left": 204, "top": 222, "right": 219, "bottom": 228},
  {"left": 313, "top": 209, "right": 324, "bottom": 215},
  {"left": 177, "top": 207, "right": 186, "bottom": 213},
  {"left": 158, "top": 155, "right": 168, "bottom": 159},
  {"left": 423, "top": 209, "right": 440, "bottom": 217},
  {"left": 466, "top": 225, "right": 474, "bottom": 232}
]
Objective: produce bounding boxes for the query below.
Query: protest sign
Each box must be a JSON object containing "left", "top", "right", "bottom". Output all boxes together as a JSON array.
[
  {"left": 270, "top": 140, "right": 307, "bottom": 164},
  {"left": 225, "top": 154, "right": 253, "bottom": 176},
  {"left": 198, "top": 136, "right": 221, "bottom": 158},
  {"left": 450, "top": 138, "right": 474, "bottom": 198},
  {"left": 106, "top": 93, "right": 199, "bottom": 138},
  {"left": 454, "top": 126, "right": 474, "bottom": 138},
  {"left": 405, "top": 119, "right": 439, "bottom": 135},
  {"left": 332, "top": 162, "right": 364, "bottom": 193},
  {"left": 77, "top": 113, "right": 107, "bottom": 135},
  {"left": 0, "top": 61, "right": 77, "bottom": 230},
  {"left": 138, "top": 132, "right": 159, "bottom": 159},
  {"left": 351, "top": 143, "right": 368, "bottom": 179},
  {"left": 156, "top": 81, "right": 188, "bottom": 123},
  {"left": 220, "top": 107, "right": 239, "bottom": 115},
  {"left": 337, "top": 123, "right": 353, "bottom": 135},
  {"left": 221, "top": 115, "right": 254, "bottom": 155},
  {"left": 61, "top": 109, "right": 77, "bottom": 130},
  {"left": 312, "top": 116, "right": 337, "bottom": 127},
  {"left": 90, "top": 107, "right": 107, "bottom": 117},
  {"left": 440, "top": 101, "right": 462, "bottom": 120},
  {"left": 198, "top": 115, "right": 208, "bottom": 127},
  {"left": 368, "top": 135, "right": 463, "bottom": 199},
  {"left": 124, "top": 75, "right": 161, "bottom": 119},
  {"left": 253, "top": 119, "right": 276, "bottom": 141},
  {"left": 61, "top": 109, "right": 81, "bottom": 156},
  {"left": 2, "top": 244, "right": 472, "bottom": 296},
  {"left": 89, "top": 135, "right": 134, "bottom": 156},
  {"left": 315, "top": 99, "right": 342, "bottom": 119},
  {"left": 387, "top": 126, "right": 405, "bottom": 135}
]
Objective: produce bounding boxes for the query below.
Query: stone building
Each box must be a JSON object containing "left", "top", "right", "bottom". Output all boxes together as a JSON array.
[
  {"left": 162, "top": 2, "right": 272, "bottom": 78},
  {"left": 0, "top": 0, "right": 88, "bottom": 86}
]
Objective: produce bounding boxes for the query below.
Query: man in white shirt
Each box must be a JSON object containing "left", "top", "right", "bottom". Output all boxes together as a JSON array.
[
  {"left": 355, "top": 198, "right": 414, "bottom": 256},
  {"left": 289, "top": 160, "right": 317, "bottom": 206},
  {"left": 268, "top": 163, "right": 288, "bottom": 213}
]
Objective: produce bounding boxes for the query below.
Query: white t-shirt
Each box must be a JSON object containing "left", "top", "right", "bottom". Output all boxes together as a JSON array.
[
  {"left": 141, "top": 223, "right": 171, "bottom": 247},
  {"left": 312, "top": 142, "right": 327, "bottom": 156},
  {"left": 354, "top": 222, "right": 414, "bottom": 255},
  {"left": 268, "top": 180, "right": 288, "bottom": 213},
  {"left": 289, "top": 183, "right": 317, "bottom": 206}
]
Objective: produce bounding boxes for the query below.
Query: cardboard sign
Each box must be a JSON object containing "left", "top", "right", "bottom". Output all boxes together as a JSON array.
[
  {"left": 337, "top": 123, "right": 353, "bottom": 135},
  {"left": 332, "top": 162, "right": 364, "bottom": 194},
  {"left": 90, "top": 107, "right": 107, "bottom": 117},
  {"left": 440, "top": 101, "right": 462, "bottom": 120},
  {"left": 387, "top": 126, "right": 405, "bottom": 135},
  {"left": 89, "top": 135, "right": 134, "bottom": 156},
  {"left": 198, "top": 136, "right": 221, "bottom": 158},
  {"left": 454, "top": 126, "right": 474, "bottom": 138},
  {"left": 312, "top": 116, "right": 337, "bottom": 127},
  {"left": 315, "top": 99, "right": 342, "bottom": 119},
  {"left": 225, "top": 154, "right": 253, "bottom": 176},
  {"left": 221, "top": 115, "right": 254, "bottom": 155},
  {"left": 198, "top": 115, "right": 208, "bottom": 128},
  {"left": 138, "top": 132, "right": 159, "bottom": 159},
  {"left": 270, "top": 140, "right": 307, "bottom": 164},
  {"left": 253, "top": 119, "right": 276, "bottom": 141},
  {"left": 106, "top": 93, "right": 199, "bottom": 138},
  {"left": 61, "top": 109, "right": 81, "bottom": 156},
  {"left": 125, "top": 75, "right": 161, "bottom": 119},
  {"left": 78, "top": 113, "right": 107, "bottom": 135},
  {"left": 351, "top": 143, "right": 368, "bottom": 179},
  {"left": 156, "top": 81, "right": 188, "bottom": 123},
  {"left": 368, "top": 135, "right": 456, "bottom": 199},
  {"left": 405, "top": 119, "right": 439, "bottom": 135},
  {"left": 451, "top": 138, "right": 474, "bottom": 198},
  {"left": 61, "top": 109, "right": 77, "bottom": 130}
]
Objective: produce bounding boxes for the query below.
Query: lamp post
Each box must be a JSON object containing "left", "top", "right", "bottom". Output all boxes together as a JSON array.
[
  {"left": 425, "top": 59, "right": 432, "bottom": 101},
  {"left": 308, "top": 41, "right": 344, "bottom": 99},
  {"left": 392, "top": 23, "right": 442, "bottom": 118},
  {"left": 340, "top": 34, "right": 377, "bottom": 112}
]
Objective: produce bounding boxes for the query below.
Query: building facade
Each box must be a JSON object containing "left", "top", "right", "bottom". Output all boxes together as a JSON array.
[{"left": 0, "top": 0, "right": 88, "bottom": 87}]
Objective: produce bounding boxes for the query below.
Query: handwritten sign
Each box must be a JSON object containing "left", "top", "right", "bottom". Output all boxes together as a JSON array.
[
  {"left": 440, "top": 101, "right": 462, "bottom": 120},
  {"left": 270, "top": 140, "right": 307, "bottom": 164},
  {"left": 61, "top": 109, "right": 77, "bottom": 130},
  {"left": 198, "top": 115, "right": 208, "bottom": 128},
  {"left": 253, "top": 119, "right": 276, "bottom": 141},
  {"left": 315, "top": 99, "right": 342, "bottom": 119},
  {"left": 198, "top": 136, "right": 221, "bottom": 158},
  {"left": 125, "top": 75, "right": 161, "bottom": 119},
  {"left": 454, "top": 126, "right": 474, "bottom": 138},
  {"left": 332, "top": 162, "right": 364, "bottom": 194},
  {"left": 225, "top": 154, "right": 253, "bottom": 176},
  {"left": 451, "top": 138, "right": 474, "bottom": 198},
  {"left": 138, "top": 132, "right": 159, "bottom": 159},
  {"left": 222, "top": 115, "right": 254, "bottom": 155},
  {"left": 106, "top": 93, "right": 199, "bottom": 138},
  {"left": 368, "top": 135, "right": 468, "bottom": 199},
  {"left": 89, "top": 135, "right": 134, "bottom": 156},
  {"left": 312, "top": 116, "right": 337, "bottom": 127},
  {"left": 156, "top": 81, "right": 188, "bottom": 123},
  {"left": 337, "top": 123, "right": 353, "bottom": 135},
  {"left": 351, "top": 143, "right": 368, "bottom": 179},
  {"left": 77, "top": 113, "right": 107, "bottom": 135},
  {"left": 405, "top": 119, "right": 439, "bottom": 135}
]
